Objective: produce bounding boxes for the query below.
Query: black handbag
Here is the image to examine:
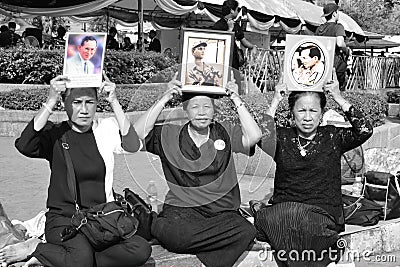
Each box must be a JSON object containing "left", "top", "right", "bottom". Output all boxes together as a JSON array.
[
  {"left": 364, "top": 171, "right": 400, "bottom": 220},
  {"left": 123, "top": 188, "right": 154, "bottom": 241},
  {"left": 59, "top": 134, "right": 139, "bottom": 250},
  {"left": 342, "top": 194, "right": 382, "bottom": 226}
]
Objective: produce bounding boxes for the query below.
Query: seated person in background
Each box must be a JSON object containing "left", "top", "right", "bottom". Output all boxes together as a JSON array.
[
  {"left": 51, "top": 26, "right": 67, "bottom": 48},
  {"left": 7, "top": 22, "right": 21, "bottom": 47},
  {"left": 0, "top": 74, "right": 151, "bottom": 267},
  {"left": 133, "top": 74, "right": 262, "bottom": 267},
  {"left": 0, "top": 25, "right": 11, "bottom": 47},
  {"left": 121, "top": 36, "right": 135, "bottom": 51},
  {"left": 106, "top": 27, "right": 119, "bottom": 50},
  {"left": 251, "top": 72, "right": 373, "bottom": 266},
  {"left": 163, "top": 47, "right": 173, "bottom": 57},
  {"left": 148, "top": 30, "right": 161, "bottom": 52}
]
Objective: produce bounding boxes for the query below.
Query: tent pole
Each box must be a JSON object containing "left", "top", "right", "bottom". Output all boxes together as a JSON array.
[
  {"left": 106, "top": 8, "right": 109, "bottom": 32},
  {"left": 138, "top": 0, "right": 143, "bottom": 52}
]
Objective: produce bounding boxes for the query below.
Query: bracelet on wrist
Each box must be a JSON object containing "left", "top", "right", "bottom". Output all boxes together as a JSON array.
[{"left": 42, "top": 103, "right": 53, "bottom": 114}]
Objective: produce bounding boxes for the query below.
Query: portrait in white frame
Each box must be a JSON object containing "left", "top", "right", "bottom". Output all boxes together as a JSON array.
[
  {"left": 180, "top": 28, "right": 234, "bottom": 95},
  {"left": 63, "top": 32, "right": 107, "bottom": 88},
  {"left": 284, "top": 34, "right": 336, "bottom": 92}
]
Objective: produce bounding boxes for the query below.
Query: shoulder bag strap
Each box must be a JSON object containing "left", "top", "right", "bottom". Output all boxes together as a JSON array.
[{"left": 60, "top": 133, "right": 80, "bottom": 211}]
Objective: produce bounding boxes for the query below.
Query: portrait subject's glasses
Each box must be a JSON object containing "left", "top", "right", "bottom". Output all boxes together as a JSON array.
[{"left": 196, "top": 47, "right": 206, "bottom": 51}]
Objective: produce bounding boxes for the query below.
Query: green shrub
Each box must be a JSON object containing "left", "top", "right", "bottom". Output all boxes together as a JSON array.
[
  {"left": 0, "top": 48, "right": 177, "bottom": 84},
  {"left": 387, "top": 90, "right": 400, "bottom": 103},
  {"left": 0, "top": 86, "right": 388, "bottom": 128},
  {"left": 212, "top": 91, "right": 387, "bottom": 128}
]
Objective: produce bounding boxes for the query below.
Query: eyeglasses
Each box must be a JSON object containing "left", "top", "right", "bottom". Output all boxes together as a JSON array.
[{"left": 195, "top": 47, "right": 206, "bottom": 51}]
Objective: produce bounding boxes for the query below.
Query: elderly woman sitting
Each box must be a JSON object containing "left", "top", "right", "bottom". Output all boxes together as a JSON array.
[
  {"left": 252, "top": 73, "right": 373, "bottom": 266},
  {"left": 133, "top": 74, "right": 262, "bottom": 267}
]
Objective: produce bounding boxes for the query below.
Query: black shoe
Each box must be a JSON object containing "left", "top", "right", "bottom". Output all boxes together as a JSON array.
[{"left": 249, "top": 200, "right": 267, "bottom": 218}]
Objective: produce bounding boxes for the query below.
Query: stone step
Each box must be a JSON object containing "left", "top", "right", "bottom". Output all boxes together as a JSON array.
[{"left": 142, "top": 218, "right": 400, "bottom": 267}]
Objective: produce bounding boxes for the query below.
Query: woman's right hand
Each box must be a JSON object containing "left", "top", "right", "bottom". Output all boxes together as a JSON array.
[
  {"left": 48, "top": 75, "right": 69, "bottom": 105},
  {"left": 273, "top": 75, "right": 287, "bottom": 103}
]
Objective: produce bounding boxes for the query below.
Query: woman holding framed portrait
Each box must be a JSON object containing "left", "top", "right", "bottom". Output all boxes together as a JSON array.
[
  {"left": 251, "top": 73, "right": 373, "bottom": 266},
  {"left": 134, "top": 74, "right": 262, "bottom": 267}
]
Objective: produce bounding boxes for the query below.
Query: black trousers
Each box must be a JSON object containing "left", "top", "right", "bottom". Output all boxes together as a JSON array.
[
  {"left": 151, "top": 205, "right": 256, "bottom": 267},
  {"left": 31, "top": 213, "right": 151, "bottom": 267}
]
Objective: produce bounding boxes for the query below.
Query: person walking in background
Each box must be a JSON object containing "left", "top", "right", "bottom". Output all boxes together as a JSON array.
[
  {"left": 1, "top": 74, "right": 151, "bottom": 267},
  {"left": 65, "top": 36, "right": 97, "bottom": 75},
  {"left": 315, "top": 3, "right": 350, "bottom": 91},
  {"left": 212, "top": 0, "right": 257, "bottom": 94},
  {"left": 186, "top": 41, "right": 222, "bottom": 86},
  {"left": 148, "top": 30, "right": 161, "bottom": 52}
]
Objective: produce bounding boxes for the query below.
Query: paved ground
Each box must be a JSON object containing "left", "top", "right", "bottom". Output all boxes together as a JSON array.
[{"left": 0, "top": 136, "right": 273, "bottom": 221}]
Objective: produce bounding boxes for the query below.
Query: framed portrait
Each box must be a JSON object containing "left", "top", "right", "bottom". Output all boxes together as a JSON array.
[
  {"left": 63, "top": 32, "right": 107, "bottom": 88},
  {"left": 180, "top": 28, "right": 234, "bottom": 95},
  {"left": 284, "top": 34, "right": 336, "bottom": 92}
]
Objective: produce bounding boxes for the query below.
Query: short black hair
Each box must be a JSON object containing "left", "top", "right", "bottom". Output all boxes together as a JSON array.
[
  {"left": 298, "top": 45, "right": 321, "bottom": 60},
  {"left": 80, "top": 36, "right": 97, "bottom": 46},
  {"left": 8, "top": 21, "right": 16, "bottom": 29},
  {"left": 0, "top": 25, "right": 8, "bottom": 33},
  {"left": 182, "top": 94, "right": 216, "bottom": 111},
  {"left": 109, "top": 27, "right": 117, "bottom": 34},
  {"left": 288, "top": 91, "right": 327, "bottom": 111},
  {"left": 325, "top": 13, "right": 334, "bottom": 21},
  {"left": 57, "top": 26, "right": 66, "bottom": 37},
  {"left": 61, "top": 87, "right": 98, "bottom": 102},
  {"left": 222, "top": 0, "right": 239, "bottom": 16}
]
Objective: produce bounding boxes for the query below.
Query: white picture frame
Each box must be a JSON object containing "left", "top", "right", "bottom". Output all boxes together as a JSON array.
[
  {"left": 63, "top": 32, "right": 107, "bottom": 88},
  {"left": 180, "top": 28, "right": 234, "bottom": 95},
  {"left": 284, "top": 34, "right": 336, "bottom": 92}
]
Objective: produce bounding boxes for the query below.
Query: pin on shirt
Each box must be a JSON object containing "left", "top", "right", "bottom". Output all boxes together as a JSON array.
[{"left": 214, "top": 139, "right": 226, "bottom": 150}]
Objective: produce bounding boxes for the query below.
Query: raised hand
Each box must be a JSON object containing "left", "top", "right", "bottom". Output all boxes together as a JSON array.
[
  {"left": 161, "top": 72, "right": 182, "bottom": 103},
  {"left": 225, "top": 70, "right": 239, "bottom": 99},
  {"left": 100, "top": 72, "right": 117, "bottom": 104},
  {"left": 323, "top": 68, "right": 340, "bottom": 97},
  {"left": 48, "top": 75, "right": 69, "bottom": 105},
  {"left": 273, "top": 72, "right": 287, "bottom": 104}
]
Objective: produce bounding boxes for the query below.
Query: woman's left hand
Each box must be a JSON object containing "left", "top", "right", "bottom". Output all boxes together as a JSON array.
[
  {"left": 323, "top": 68, "right": 341, "bottom": 98},
  {"left": 100, "top": 72, "right": 118, "bottom": 104}
]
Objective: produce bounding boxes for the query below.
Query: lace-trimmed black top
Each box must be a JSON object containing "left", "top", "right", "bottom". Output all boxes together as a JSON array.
[{"left": 260, "top": 106, "right": 373, "bottom": 225}]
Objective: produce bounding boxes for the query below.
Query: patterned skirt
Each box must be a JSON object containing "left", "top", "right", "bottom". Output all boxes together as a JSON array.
[{"left": 254, "top": 201, "right": 342, "bottom": 267}]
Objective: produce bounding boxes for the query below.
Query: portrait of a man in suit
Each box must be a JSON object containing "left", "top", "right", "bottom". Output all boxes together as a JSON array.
[{"left": 65, "top": 36, "right": 98, "bottom": 75}]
